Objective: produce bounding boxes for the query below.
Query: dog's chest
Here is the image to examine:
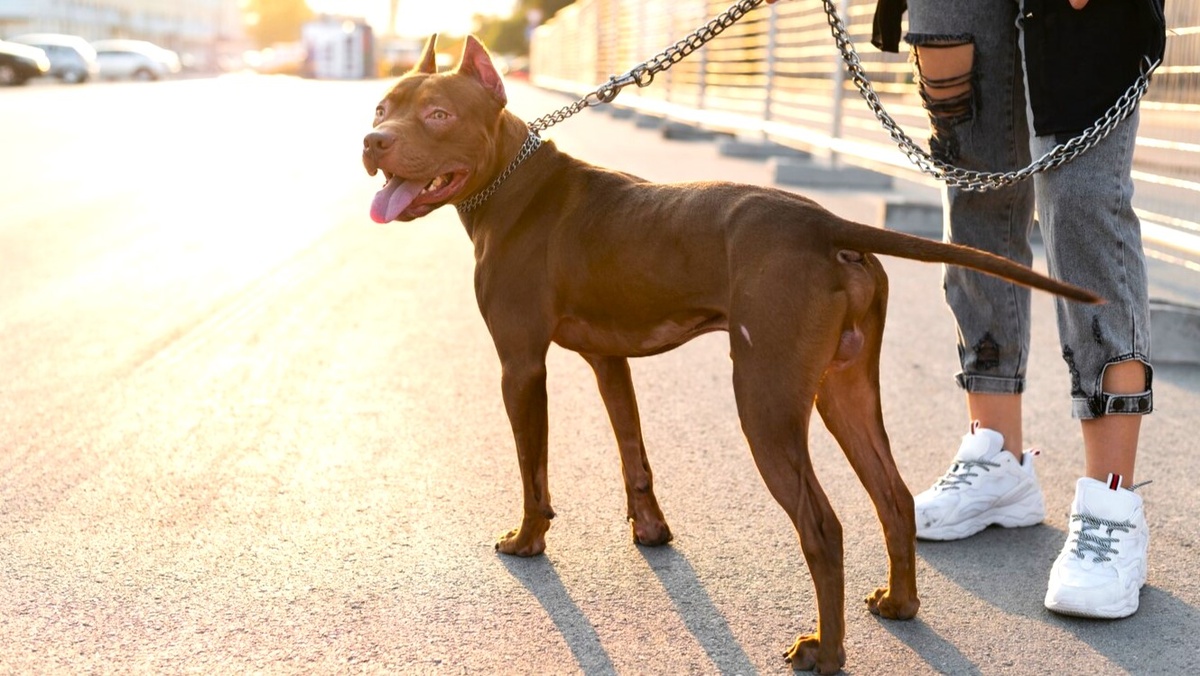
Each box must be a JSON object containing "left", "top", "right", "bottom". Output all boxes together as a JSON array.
[{"left": 551, "top": 312, "right": 726, "bottom": 358}]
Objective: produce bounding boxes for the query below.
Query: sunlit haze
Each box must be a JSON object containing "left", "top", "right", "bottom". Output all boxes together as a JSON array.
[{"left": 306, "top": 0, "right": 519, "bottom": 37}]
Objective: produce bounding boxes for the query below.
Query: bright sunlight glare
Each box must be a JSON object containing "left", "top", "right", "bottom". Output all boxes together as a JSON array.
[{"left": 306, "top": 0, "right": 518, "bottom": 37}]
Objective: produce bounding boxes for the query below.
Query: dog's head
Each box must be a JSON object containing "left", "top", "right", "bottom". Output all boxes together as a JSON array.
[{"left": 363, "top": 34, "right": 510, "bottom": 223}]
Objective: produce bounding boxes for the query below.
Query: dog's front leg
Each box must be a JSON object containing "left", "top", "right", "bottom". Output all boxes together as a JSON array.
[
  {"left": 495, "top": 353, "right": 554, "bottom": 557},
  {"left": 582, "top": 354, "right": 672, "bottom": 546}
]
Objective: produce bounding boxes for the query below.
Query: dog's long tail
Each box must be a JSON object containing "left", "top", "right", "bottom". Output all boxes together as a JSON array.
[{"left": 833, "top": 219, "right": 1103, "bottom": 304}]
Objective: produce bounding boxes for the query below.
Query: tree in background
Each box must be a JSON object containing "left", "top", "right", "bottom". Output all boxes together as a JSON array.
[
  {"left": 475, "top": 15, "right": 527, "bottom": 55},
  {"left": 521, "top": 0, "right": 575, "bottom": 21},
  {"left": 242, "top": 0, "right": 313, "bottom": 48},
  {"left": 476, "top": 0, "right": 576, "bottom": 55}
]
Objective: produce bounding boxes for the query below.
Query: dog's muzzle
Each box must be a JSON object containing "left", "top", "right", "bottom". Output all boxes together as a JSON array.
[
  {"left": 362, "top": 148, "right": 379, "bottom": 177},
  {"left": 362, "top": 130, "right": 394, "bottom": 177}
]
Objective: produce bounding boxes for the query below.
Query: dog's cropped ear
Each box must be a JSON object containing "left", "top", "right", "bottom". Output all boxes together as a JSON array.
[
  {"left": 417, "top": 34, "right": 438, "bottom": 74},
  {"left": 457, "top": 35, "right": 507, "bottom": 106}
]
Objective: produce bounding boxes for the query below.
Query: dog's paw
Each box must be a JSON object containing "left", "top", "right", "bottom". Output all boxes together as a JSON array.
[
  {"left": 630, "top": 518, "right": 673, "bottom": 547},
  {"left": 495, "top": 528, "right": 545, "bottom": 556},
  {"left": 495, "top": 517, "right": 549, "bottom": 557},
  {"left": 865, "top": 587, "right": 920, "bottom": 620},
  {"left": 784, "top": 633, "right": 845, "bottom": 674}
]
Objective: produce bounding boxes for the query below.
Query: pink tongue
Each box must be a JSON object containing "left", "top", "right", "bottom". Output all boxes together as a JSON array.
[{"left": 370, "top": 176, "right": 427, "bottom": 223}]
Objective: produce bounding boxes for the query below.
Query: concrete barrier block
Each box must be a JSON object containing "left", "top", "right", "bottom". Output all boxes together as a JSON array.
[
  {"left": 1150, "top": 300, "right": 1200, "bottom": 365},
  {"left": 882, "top": 198, "right": 942, "bottom": 239},
  {"left": 661, "top": 122, "right": 719, "bottom": 141},
  {"left": 773, "top": 158, "right": 893, "bottom": 190},
  {"left": 718, "top": 139, "right": 811, "bottom": 161},
  {"left": 634, "top": 113, "right": 664, "bottom": 129}
]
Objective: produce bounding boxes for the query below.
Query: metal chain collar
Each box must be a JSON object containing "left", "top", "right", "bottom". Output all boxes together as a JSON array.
[
  {"left": 456, "top": 132, "right": 543, "bottom": 214},
  {"left": 819, "top": 0, "right": 1160, "bottom": 192}
]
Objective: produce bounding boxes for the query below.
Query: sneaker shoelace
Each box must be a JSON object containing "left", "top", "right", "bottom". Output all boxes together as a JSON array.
[
  {"left": 1068, "top": 514, "right": 1134, "bottom": 563},
  {"left": 931, "top": 446, "right": 1036, "bottom": 489},
  {"left": 933, "top": 459, "right": 999, "bottom": 490},
  {"left": 1067, "top": 480, "right": 1151, "bottom": 563}
]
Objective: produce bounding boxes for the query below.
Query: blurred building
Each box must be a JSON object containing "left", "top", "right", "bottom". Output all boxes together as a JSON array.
[
  {"left": 301, "top": 15, "right": 374, "bottom": 80},
  {"left": 0, "top": 0, "right": 246, "bottom": 72}
]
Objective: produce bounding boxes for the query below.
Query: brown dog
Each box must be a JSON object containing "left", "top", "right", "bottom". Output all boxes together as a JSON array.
[{"left": 362, "top": 36, "right": 1099, "bottom": 674}]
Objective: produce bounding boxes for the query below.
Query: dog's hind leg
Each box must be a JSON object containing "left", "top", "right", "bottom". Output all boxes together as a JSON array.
[
  {"left": 730, "top": 312, "right": 847, "bottom": 675},
  {"left": 815, "top": 290, "right": 921, "bottom": 621},
  {"left": 582, "top": 354, "right": 673, "bottom": 546}
]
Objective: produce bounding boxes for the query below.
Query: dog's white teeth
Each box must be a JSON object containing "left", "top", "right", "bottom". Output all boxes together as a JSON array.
[{"left": 423, "top": 175, "right": 448, "bottom": 194}]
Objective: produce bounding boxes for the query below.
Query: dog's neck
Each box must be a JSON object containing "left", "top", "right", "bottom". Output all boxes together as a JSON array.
[
  {"left": 456, "top": 111, "right": 543, "bottom": 235},
  {"left": 456, "top": 126, "right": 542, "bottom": 215}
]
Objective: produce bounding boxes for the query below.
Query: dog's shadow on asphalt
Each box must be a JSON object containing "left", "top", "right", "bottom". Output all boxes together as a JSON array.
[
  {"left": 637, "top": 544, "right": 758, "bottom": 674},
  {"left": 884, "top": 524, "right": 1200, "bottom": 673},
  {"left": 499, "top": 545, "right": 756, "bottom": 675},
  {"left": 498, "top": 554, "right": 619, "bottom": 674}
]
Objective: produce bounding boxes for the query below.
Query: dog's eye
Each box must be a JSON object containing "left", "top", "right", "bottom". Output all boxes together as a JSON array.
[
  {"left": 428, "top": 109, "right": 449, "bottom": 121},
  {"left": 375, "top": 105, "right": 384, "bottom": 119}
]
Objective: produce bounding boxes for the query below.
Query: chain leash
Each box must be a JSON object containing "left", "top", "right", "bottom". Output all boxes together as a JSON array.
[
  {"left": 526, "top": 0, "right": 767, "bottom": 134},
  {"left": 460, "top": 0, "right": 765, "bottom": 213},
  {"left": 819, "top": 0, "right": 1159, "bottom": 191},
  {"left": 523, "top": 0, "right": 1158, "bottom": 192}
]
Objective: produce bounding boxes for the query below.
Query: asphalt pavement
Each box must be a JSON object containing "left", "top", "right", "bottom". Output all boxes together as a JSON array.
[{"left": 1, "top": 75, "right": 1198, "bottom": 675}]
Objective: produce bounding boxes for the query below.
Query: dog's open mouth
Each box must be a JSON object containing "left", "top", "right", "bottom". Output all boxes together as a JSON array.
[{"left": 370, "top": 170, "right": 469, "bottom": 223}]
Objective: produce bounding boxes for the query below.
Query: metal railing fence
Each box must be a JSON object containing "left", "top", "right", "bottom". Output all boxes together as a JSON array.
[{"left": 529, "top": 0, "right": 1200, "bottom": 273}]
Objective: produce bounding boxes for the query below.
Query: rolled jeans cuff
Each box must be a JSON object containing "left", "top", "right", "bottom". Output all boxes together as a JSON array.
[
  {"left": 954, "top": 373, "right": 1025, "bottom": 395},
  {"left": 1072, "top": 389, "right": 1154, "bottom": 420}
]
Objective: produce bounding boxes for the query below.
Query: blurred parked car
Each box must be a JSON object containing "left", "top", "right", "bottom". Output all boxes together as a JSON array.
[
  {"left": 7, "top": 33, "right": 97, "bottom": 83},
  {"left": 92, "top": 39, "right": 181, "bottom": 81},
  {"left": 0, "top": 39, "right": 50, "bottom": 85}
]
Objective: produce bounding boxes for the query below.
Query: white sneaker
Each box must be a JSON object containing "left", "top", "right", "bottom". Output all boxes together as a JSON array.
[
  {"left": 1045, "top": 475, "right": 1149, "bottom": 618},
  {"left": 914, "top": 423, "right": 1046, "bottom": 541}
]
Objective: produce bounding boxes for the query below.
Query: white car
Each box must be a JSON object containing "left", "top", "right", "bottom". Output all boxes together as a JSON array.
[
  {"left": 92, "top": 39, "right": 180, "bottom": 81},
  {"left": 7, "top": 33, "right": 97, "bottom": 83}
]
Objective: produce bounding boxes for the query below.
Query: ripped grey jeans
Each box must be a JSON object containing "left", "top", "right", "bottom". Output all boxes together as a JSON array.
[{"left": 906, "top": 0, "right": 1153, "bottom": 419}]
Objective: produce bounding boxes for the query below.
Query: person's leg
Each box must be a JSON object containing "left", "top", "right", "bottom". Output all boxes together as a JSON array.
[
  {"left": 1081, "top": 361, "right": 1146, "bottom": 483},
  {"left": 1030, "top": 105, "right": 1151, "bottom": 481},
  {"left": 1023, "top": 22, "right": 1153, "bottom": 616},
  {"left": 905, "top": 0, "right": 1045, "bottom": 541},
  {"left": 966, "top": 392, "right": 1022, "bottom": 458},
  {"left": 908, "top": 0, "right": 1035, "bottom": 458}
]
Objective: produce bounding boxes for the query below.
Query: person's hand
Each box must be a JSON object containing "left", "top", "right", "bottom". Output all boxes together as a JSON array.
[{"left": 1069, "top": 0, "right": 1089, "bottom": 8}]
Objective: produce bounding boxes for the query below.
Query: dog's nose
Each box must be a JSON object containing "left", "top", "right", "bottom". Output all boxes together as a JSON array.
[{"left": 363, "top": 130, "right": 395, "bottom": 153}]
